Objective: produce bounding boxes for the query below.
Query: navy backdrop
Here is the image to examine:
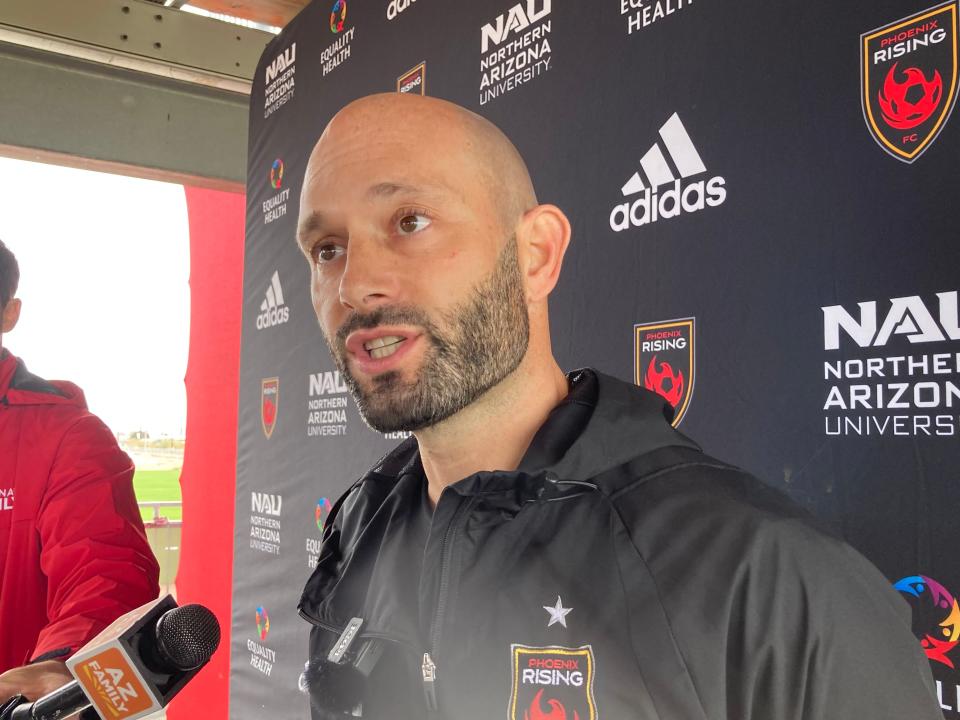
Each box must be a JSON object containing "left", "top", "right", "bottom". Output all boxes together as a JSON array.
[{"left": 230, "top": 0, "right": 960, "bottom": 717}]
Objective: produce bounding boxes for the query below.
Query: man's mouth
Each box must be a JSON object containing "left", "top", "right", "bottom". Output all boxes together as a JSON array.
[{"left": 363, "top": 335, "right": 406, "bottom": 360}]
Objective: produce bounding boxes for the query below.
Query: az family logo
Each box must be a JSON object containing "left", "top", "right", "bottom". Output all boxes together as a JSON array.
[{"left": 861, "top": 1, "right": 959, "bottom": 161}]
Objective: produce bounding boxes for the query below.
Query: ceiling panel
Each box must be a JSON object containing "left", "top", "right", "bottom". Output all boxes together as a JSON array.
[{"left": 187, "top": 0, "right": 310, "bottom": 28}]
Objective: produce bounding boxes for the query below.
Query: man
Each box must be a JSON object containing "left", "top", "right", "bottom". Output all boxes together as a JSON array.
[
  {"left": 0, "top": 241, "right": 160, "bottom": 702},
  {"left": 296, "top": 94, "right": 941, "bottom": 719}
]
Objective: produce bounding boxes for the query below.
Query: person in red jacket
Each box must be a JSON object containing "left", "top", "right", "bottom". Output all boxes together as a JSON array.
[{"left": 0, "top": 240, "right": 160, "bottom": 701}]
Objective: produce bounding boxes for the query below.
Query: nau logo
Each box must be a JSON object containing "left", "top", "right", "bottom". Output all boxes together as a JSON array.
[
  {"left": 398, "top": 61, "right": 426, "bottom": 95},
  {"left": 610, "top": 113, "right": 726, "bottom": 232},
  {"left": 252, "top": 491, "right": 282, "bottom": 517},
  {"left": 822, "top": 291, "right": 960, "bottom": 350},
  {"left": 265, "top": 43, "right": 296, "bottom": 84},
  {"left": 309, "top": 371, "right": 348, "bottom": 396},
  {"left": 861, "top": 1, "right": 959, "bottom": 162},
  {"left": 482, "top": 0, "right": 551, "bottom": 53},
  {"left": 634, "top": 318, "right": 695, "bottom": 426},
  {"left": 509, "top": 645, "right": 596, "bottom": 720},
  {"left": 261, "top": 377, "right": 279, "bottom": 438}
]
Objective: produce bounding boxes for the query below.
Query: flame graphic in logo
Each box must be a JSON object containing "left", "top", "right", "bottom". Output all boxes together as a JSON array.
[
  {"left": 525, "top": 689, "right": 579, "bottom": 720},
  {"left": 878, "top": 63, "right": 943, "bottom": 129},
  {"left": 644, "top": 355, "right": 684, "bottom": 408}
]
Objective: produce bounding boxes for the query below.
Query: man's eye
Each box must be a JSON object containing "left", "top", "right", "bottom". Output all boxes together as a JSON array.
[
  {"left": 311, "top": 244, "right": 343, "bottom": 265},
  {"left": 397, "top": 213, "right": 431, "bottom": 235}
]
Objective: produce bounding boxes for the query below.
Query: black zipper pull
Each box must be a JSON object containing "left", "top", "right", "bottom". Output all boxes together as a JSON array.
[{"left": 422, "top": 652, "right": 438, "bottom": 711}]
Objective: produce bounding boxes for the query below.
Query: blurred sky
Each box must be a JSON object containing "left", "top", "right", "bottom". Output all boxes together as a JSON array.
[{"left": 0, "top": 157, "right": 190, "bottom": 437}]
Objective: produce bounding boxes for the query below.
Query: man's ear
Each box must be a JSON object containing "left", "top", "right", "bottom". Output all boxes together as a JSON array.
[
  {"left": 516, "top": 204, "right": 571, "bottom": 305},
  {"left": 2, "top": 298, "right": 21, "bottom": 333}
]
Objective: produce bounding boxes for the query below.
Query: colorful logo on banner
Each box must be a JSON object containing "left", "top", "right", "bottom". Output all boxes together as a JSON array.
[
  {"left": 610, "top": 113, "right": 726, "bottom": 232},
  {"left": 398, "top": 62, "right": 426, "bottom": 95},
  {"left": 330, "top": 0, "right": 348, "bottom": 33},
  {"left": 861, "top": 1, "right": 959, "bottom": 162},
  {"left": 509, "top": 645, "right": 596, "bottom": 720},
  {"left": 269, "top": 159, "right": 284, "bottom": 189},
  {"left": 316, "top": 498, "right": 332, "bottom": 530},
  {"left": 256, "top": 605, "right": 271, "bottom": 641},
  {"left": 634, "top": 318, "right": 695, "bottom": 426},
  {"left": 895, "top": 575, "right": 960, "bottom": 667},
  {"left": 261, "top": 377, "right": 279, "bottom": 439}
]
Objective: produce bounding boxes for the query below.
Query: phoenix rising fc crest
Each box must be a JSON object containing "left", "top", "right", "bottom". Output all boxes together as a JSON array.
[
  {"left": 509, "top": 645, "right": 596, "bottom": 720},
  {"left": 398, "top": 62, "right": 426, "bottom": 95},
  {"left": 634, "top": 318, "right": 695, "bottom": 426},
  {"left": 261, "top": 377, "right": 279, "bottom": 438},
  {"left": 861, "top": 1, "right": 959, "bottom": 162}
]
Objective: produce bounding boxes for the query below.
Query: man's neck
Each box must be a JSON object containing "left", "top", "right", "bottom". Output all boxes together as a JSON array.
[{"left": 414, "top": 354, "right": 569, "bottom": 508}]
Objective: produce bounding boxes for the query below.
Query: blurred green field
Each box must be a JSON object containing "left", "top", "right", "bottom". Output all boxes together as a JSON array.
[{"left": 133, "top": 469, "right": 182, "bottom": 522}]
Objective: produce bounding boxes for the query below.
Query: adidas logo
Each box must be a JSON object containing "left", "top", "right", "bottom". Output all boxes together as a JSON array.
[
  {"left": 609, "top": 113, "right": 726, "bottom": 232},
  {"left": 256, "top": 271, "right": 290, "bottom": 330}
]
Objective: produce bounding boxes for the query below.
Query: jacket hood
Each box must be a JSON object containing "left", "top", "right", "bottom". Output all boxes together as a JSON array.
[
  {"left": 530, "top": 369, "right": 700, "bottom": 482},
  {"left": 0, "top": 350, "right": 86, "bottom": 408}
]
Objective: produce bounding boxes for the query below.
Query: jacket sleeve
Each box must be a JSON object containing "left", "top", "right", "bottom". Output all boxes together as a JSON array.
[
  {"left": 722, "top": 517, "right": 942, "bottom": 720},
  {"left": 632, "top": 470, "right": 943, "bottom": 720},
  {"left": 31, "top": 414, "right": 160, "bottom": 661}
]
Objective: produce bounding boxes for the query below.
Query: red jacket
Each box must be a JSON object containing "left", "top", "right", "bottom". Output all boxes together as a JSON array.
[{"left": 0, "top": 349, "right": 160, "bottom": 672}]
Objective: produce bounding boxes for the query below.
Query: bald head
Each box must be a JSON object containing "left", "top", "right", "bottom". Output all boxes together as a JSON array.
[{"left": 304, "top": 93, "right": 537, "bottom": 236}]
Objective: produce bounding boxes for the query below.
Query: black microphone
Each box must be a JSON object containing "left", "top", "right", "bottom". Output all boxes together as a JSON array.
[{"left": 11, "top": 595, "right": 220, "bottom": 720}]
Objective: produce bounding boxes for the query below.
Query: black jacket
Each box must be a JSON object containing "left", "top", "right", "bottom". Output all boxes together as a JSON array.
[{"left": 299, "top": 369, "right": 940, "bottom": 719}]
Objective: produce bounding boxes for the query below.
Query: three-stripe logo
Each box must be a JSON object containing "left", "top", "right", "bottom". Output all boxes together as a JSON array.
[
  {"left": 256, "top": 270, "right": 291, "bottom": 330},
  {"left": 609, "top": 113, "right": 726, "bottom": 232}
]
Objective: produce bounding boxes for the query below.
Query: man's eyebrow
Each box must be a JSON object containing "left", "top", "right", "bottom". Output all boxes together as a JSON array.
[{"left": 296, "top": 211, "right": 325, "bottom": 245}]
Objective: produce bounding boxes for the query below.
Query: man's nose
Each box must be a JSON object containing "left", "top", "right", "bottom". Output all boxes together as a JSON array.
[{"left": 337, "top": 237, "right": 400, "bottom": 311}]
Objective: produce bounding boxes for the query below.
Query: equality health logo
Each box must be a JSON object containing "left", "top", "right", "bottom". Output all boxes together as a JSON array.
[{"left": 895, "top": 575, "right": 960, "bottom": 668}]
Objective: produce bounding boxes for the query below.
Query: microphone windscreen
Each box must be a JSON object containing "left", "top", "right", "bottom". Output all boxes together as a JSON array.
[{"left": 156, "top": 604, "right": 221, "bottom": 671}]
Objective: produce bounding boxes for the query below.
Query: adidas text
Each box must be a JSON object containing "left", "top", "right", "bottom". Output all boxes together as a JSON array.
[
  {"left": 257, "top": 305, "right": 290, "bottom": 329},
  {"left": 609, "top": 177, "right": 726, "bottom": 231}
]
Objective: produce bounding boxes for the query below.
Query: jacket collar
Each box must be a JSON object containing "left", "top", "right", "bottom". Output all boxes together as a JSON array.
[
  {"left": 362, "top": 368, "right": 699, "bottom": 494},
  {"left": 0, "top": 350, "right": 75, "bottom": 406}
]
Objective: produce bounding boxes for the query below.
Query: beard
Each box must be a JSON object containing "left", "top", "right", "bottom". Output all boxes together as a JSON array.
[{"left": 324, "top": 236, "right": 530, "bottom": 433}]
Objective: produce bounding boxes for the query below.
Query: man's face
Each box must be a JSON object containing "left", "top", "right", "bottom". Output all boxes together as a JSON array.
[{"left": 297, "top": 112, "right": 529, "bottom": 432}]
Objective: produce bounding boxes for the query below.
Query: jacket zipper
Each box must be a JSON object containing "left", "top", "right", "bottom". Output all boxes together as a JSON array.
[{"left": 422, "top": 495, "right": 476, "bottom": 713}]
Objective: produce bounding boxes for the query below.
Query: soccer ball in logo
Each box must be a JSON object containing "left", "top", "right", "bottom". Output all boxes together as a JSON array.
[
  {"left": 878, "top": 63, "right": 943, "bottom": 130},
  {"left": 269, "top": 158, "right": 284, "bottom": 189},
  {"left": 255, "top": 606, "right": 270, "bottom": 641},
  {"left": 315, "top": 498, "right": 332, "bottom": 531},
  {"left": 330, "top": 0, "right": 347, "bottom": 33}
]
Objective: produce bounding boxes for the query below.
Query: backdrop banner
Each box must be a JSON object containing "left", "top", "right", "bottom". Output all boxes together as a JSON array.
[{"left": 231, "top": 0, "right": 960, "bottom": 717}]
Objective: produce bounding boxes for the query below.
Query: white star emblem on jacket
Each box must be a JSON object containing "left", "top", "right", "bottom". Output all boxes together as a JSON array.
[{"left": 543, "top": 596, "right": 573, "bottom": 628}]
